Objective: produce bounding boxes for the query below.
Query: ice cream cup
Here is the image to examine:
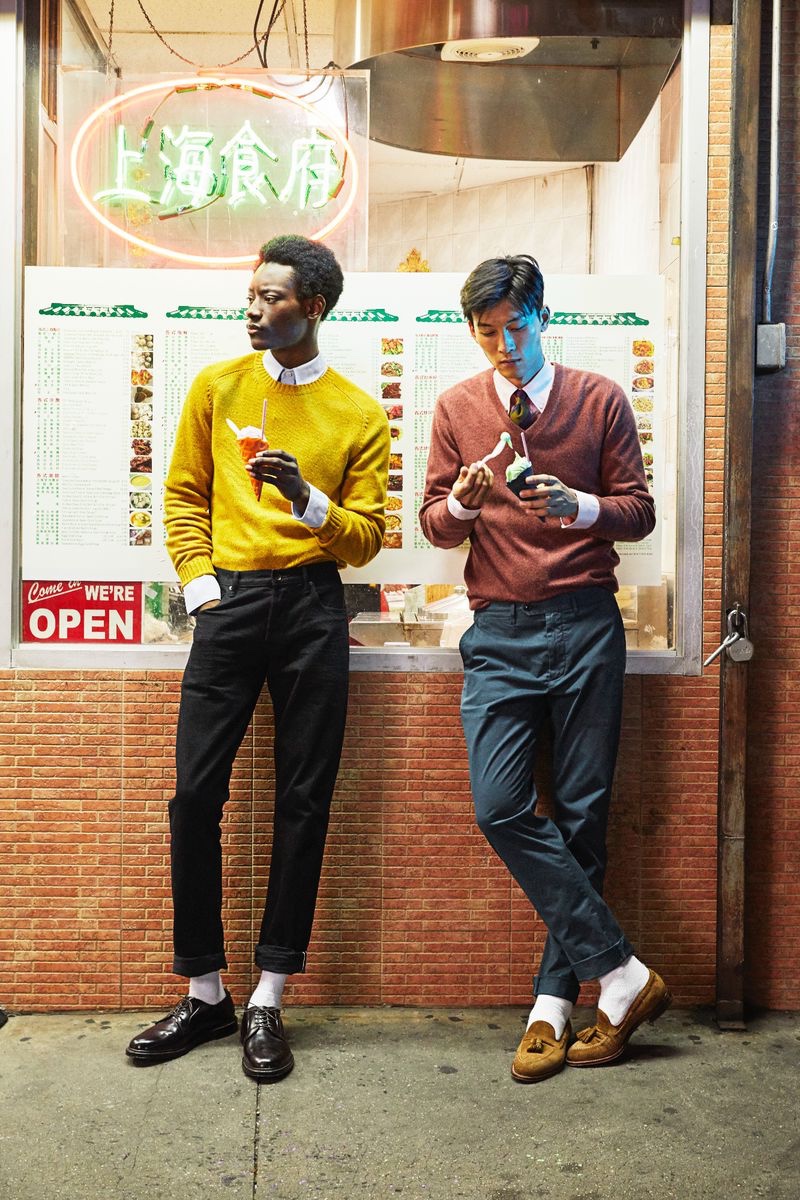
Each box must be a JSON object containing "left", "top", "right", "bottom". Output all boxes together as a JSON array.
[
  {"left": 239, "top": 436, "right": 268, "bottom": 500},
  {"left": 506, "top": 457, "right": 532, "bottom": 497}
]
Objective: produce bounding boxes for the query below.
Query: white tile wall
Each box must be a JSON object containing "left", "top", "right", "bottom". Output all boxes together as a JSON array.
[
  {"left": 379, "top": 201, "right": 403, "bottom": 237},
  {"left": 401, "top": 196, "right": 428, "bottom": 245},
  {"left": 427, "top": 192, "right": 454, "bottom": 234},
  {"left": 368, "top": 166, "right": 590, "bottom": 277},
  {"left": 534, "top": 174, "right": 564, "bottom": 224},
  {"left": 562, "top": 168, "right": 590, "bottom": 218},
  {"left": 534, "top": 219, "right": 564, "bottom": 274},
  {"left": 452, "top": 231, "right": 477, "bottom": 268},
  {"left": 562, "top": 214, "right": 591, "bottom": 273},
  {"left": 426, "top": 235, "right": 454, "bottom": 272},
  {"left": 502, "top": 222, "right": 540, "bottom": 258},
  {"left": 452, "top": 189, "right": 479, "bottom": 234},
  {"left": 478, "top": 185, "right": 507, "bottom": 232},
  {"left": 506, "top": 176, "right": 536, "bottom": 222}
]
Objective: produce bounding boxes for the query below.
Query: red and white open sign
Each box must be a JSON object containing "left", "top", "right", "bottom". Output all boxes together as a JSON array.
[{"left": 22, "top": 581, "right": 142, "bottom": 643}]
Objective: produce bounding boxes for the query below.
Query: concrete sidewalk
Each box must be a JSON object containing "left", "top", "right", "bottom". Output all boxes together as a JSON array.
[{"left": 1, "top": 1006, "right": 798, "bottom": 1200}]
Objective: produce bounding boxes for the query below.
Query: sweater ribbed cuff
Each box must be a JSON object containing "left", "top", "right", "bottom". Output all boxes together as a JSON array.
[{"left": 177, "top": 555, "right": 216, "bottom": 588}]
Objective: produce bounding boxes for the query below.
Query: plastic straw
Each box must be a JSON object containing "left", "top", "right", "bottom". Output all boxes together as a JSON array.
[{"left": 260, "top": 398, "right": 267, "bottom": 439}]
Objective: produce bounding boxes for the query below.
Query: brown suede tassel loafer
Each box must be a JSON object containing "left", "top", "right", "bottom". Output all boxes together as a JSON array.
[
  {"left": 240, "top": 1005, "right": 295, "bottom": 1082},
  {"left": 566, "top": 969, "right": 672, "bottom": 1067},
  {"left": 511, "top": 1020, "right": 572, "bottom": 1083}
]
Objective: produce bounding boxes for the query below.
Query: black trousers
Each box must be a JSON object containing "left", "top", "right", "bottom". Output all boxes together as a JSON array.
[{"left": 169, "top": 563, "right": 350, "bottom": 978}]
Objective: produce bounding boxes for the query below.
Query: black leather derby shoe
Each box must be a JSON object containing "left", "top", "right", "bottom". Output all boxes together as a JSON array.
[
  {"left": 126, "top": 991, "right": 238, "bottom": 1064},
  {"left": 240, "top": 1005, "right": 294, "bottom": 1082}
]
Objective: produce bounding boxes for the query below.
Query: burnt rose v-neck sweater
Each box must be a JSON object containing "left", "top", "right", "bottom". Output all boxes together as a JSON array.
[{"left": 419, "top": 365, "right": 655, "bottom": 607}]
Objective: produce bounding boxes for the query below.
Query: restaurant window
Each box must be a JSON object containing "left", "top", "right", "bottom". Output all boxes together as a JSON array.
[{"left": 12, "top": 1, "right": 708, "bottom": 674}]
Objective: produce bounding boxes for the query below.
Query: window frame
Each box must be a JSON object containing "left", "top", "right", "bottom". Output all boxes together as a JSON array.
[{"left": 4, "top": 2, "right": 709, "bottom": 676}]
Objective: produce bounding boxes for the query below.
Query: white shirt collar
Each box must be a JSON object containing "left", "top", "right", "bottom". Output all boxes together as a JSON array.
[
  {"left": 262, "top": 350, "right": 328, "bottom": 385},
  {"left": 493, "top": 360, "right": 555, "bottom": 412}
]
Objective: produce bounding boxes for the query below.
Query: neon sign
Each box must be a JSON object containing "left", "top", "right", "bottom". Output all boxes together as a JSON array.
[{"left": 70, "top": 77, "right": 359, "bottom": 267}]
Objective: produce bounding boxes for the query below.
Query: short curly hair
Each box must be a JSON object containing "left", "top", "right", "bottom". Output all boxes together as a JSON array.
[
  {"left": 257, "top": 235, "right": 344, "bottom": 320},
  {"left": 460, "top": 255, "right": 545, "bottom": 323}
]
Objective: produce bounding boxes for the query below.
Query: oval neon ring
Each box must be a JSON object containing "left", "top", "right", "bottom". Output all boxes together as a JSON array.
[{"left": 69, "top": 76, "right": 359, "bottom": 266}]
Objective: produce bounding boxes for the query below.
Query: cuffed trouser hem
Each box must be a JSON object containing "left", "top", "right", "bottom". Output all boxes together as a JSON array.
[
  {"left": 533, "top": 974, "right": 581, "bottom": 1004},
  {"left": 173, "top": 950, "right": 228, "bottom": 978},
  {"left": 534, "top": 935, "right": 634, "bottom": 1001},
  {"left": 571, "top": 935, "right": 634, "bottom": 983},
  {"left": 255, "top": 943, "right": 307, "bottom": 974}
]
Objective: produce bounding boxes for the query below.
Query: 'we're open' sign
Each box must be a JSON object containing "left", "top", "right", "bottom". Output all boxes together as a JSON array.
[{"left": 23, "top": 581, "right": 142, "bottom": 643}]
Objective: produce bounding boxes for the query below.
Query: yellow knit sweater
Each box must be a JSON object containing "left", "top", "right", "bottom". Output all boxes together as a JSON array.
[{"left": 164, "top": 353, "right": 390, "bottom": 586}]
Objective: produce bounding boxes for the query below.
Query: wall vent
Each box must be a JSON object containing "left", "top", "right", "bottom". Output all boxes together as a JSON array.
[{"left": 440, "top": 38, "right": 540, "bottom": 63}]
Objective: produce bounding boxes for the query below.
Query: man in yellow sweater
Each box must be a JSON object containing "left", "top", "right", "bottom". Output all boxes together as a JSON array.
[{"left": 126, "top": 236, "right": 389, "bottom": 1082}]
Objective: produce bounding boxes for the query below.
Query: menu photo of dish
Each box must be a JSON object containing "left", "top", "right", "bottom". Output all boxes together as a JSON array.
[
  {"left": 630, "top": 336, "right": 658, "bottom": 493},
  {"left": 382, "top": 380, "right": 403, "bottom": 445},
  {"left": 129, "top": 333, "right": 154, "bottom": 545},
  {"left": 378, "top": 334, "right": 405, "bottom": 450},
  {"left": 383, "top": 452, "right": 403, "bottom": 549}
]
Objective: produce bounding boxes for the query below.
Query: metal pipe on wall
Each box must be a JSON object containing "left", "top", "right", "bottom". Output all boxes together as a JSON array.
[
  {"left": 761, "top": 0, "right": 780, "bottom": 323},
  {"left": 716, "top": 0, "right": 762, "bottom": 1030}
]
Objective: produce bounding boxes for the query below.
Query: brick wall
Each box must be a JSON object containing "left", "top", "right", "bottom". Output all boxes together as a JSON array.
[
  {"left": 746, "top": 3, "right": 800, "bottom": 1011},
  {"left": 1, "top": 664, "right": 722, "bottom": 1012},
  {"left": 4, "top": 26, "right": 789, "bottom": 1016}
]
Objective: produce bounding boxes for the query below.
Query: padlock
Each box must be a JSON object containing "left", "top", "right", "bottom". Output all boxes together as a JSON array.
[
  {"left": 727, "top": 636, "right": 754, "bottom": 661},
  {"left": 725, "top": 608, "right": 754, "bottom": 662}
]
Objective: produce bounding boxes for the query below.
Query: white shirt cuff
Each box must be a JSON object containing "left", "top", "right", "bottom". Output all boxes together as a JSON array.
[
  {"left": 183, "top": 574, "right": 221, "bottom": 615},
  {"left": 562, "top": 490, "right": 600, "bottom": 530},
  {"left": 294, "top": 483, "right": 329, "bottom": 529},
  {"left": 447, "top": 491, "right": 482, "bottom": 521}
]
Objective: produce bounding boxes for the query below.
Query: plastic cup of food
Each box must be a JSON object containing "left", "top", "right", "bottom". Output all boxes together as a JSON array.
[
  {"left": 237, "top": 428, "right": 269, "bottom": 500},
  {"left": 506, "top": 456, "right": 533, "bottom": 497}
]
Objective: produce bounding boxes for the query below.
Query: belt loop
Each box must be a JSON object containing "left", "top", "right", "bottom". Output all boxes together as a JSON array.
[
  {"left": 300, "top": 566, "right": 309, "bottom": 584},
  {"left": 230, "top": 571, "right": 240, "bottom": 594}
]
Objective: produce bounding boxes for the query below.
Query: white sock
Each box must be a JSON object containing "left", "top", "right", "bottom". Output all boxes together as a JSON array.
[
  {"left": 248, "top": 970, "right": 287, "bottom": 1010},
  {"left": 188, "top": 970, "right": 225, "bottom": 1006},
  {"left": 598, "top": 955, "right": 651, "bottom": 1025},
  {"left": 526, "top": 995, "right": 573, "bottom": 1040}
]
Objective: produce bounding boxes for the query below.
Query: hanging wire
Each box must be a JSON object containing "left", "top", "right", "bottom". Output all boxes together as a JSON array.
[
  {"left": 134, "top": 0, "right": 263, "bottom": 68},
  {"left": 254, "top": 0, "right": 287, "bottom": 68},
  {"left": 302, "top": 0, "right": 310, "bottom": 70},
  {"left": 253, "top": 0, "right": 267, "bottom": 65},
  {"left": 106, "top": 0, "right": 120, "bottom": 75}
]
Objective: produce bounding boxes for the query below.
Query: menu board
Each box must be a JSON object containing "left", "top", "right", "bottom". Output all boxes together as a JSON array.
[{"left": 22, "top": 268, "right": 665, "bottom": 620}]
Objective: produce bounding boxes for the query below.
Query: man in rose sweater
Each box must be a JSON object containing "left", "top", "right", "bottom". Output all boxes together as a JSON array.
[{"left": 419, "top": 254, "right": 669, "bottom": 1083}]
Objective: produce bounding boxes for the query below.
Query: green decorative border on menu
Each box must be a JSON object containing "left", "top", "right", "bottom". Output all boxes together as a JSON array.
[
  {"left": 327, "top": 308, "right": 399, "bottom": 322},
  {"left": 412, "top": 309, "right": 651, "bottom": 327},
  {"left": 165, "top": 306, "right": 246, "bottom": 320},
  {"left": 416, "top": 310, "right": 463, "bottom": 323},
  {"left": 38, "top": 302, "right": 148, "bottom": 318},
  {"left": 551, "top": 312, "right": 650, "bottom": 326}
]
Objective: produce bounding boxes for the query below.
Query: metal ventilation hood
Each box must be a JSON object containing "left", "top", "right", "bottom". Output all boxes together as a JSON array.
[{"left": 333, "top": 1, "right": 682, "bottom": 161}]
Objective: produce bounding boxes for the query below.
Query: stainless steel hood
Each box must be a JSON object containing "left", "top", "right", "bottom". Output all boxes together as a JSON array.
[{"left": 333, "top": 1, "right": 682, "bottom": 161}]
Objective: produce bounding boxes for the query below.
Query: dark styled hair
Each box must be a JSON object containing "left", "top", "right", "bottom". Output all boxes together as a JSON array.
[
  {"left": 460, "top": 255, "right": 545, "bottom": 323},
  {"left": 257, "top": 235, "right": 344, "bottom": 320}
]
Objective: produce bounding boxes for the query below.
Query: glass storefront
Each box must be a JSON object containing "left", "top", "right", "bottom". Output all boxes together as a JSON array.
[{"left": 5, "top": 1, "right": 710, "bottom": 673}]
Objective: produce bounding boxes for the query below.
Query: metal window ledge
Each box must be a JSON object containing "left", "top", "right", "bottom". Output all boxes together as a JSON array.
[{"left": 9, "top": 643, "right": 692, "bottom": 674}]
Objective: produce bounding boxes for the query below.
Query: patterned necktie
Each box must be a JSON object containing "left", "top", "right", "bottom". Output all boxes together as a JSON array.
[
  {"left": 509, "top": 388, "right": 537, "bottom": 430},
  {"left": 279, "top": 367, "right": 296, "bottom": 385}
]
